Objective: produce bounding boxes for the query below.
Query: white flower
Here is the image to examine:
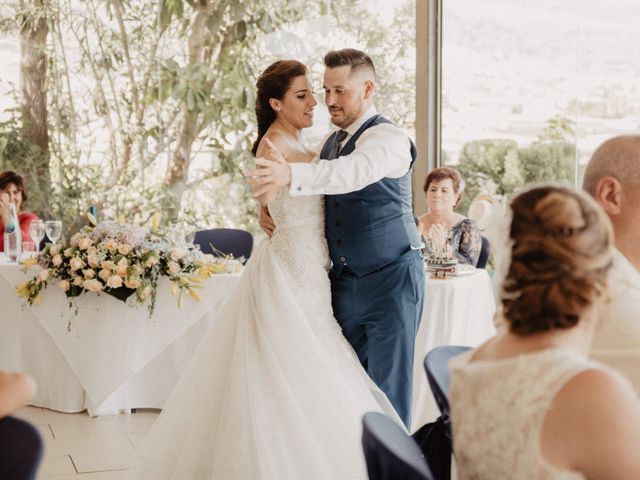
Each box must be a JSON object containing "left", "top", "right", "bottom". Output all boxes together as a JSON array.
[
  {"left": 141, "top": 286, "right": 153, "bottom": 299},
  {"left": 171, "top": 247, "right": 186, "bottom": 261},
  {"left": 52, "top": 254, "right": 63, "bottom": 267},
  {"left": 83, "top": 269, "right": 96, "bottom": 279},
  {"left": 168, "top": 261, "right": 181, "bottom": 274},
  {"left": 37, "top": 269, "right": 49, "bottom": 282},
  {"left": 73, "top": 276, "right": 83, "bottom": 286},
  {"left": 117, "top": 244, "right": 132, "bottom": 256},
  {"left": 69, "top": 257, "right": 84, "bottom": 271},
  {"left": 83, "top": 279, "right": 103, "bottom": 292},
  {"left": 58, "top": 280, "right": 70, "bottom": 292},
  {"left": 50, "top": 245, "right": 60, "bottom": 256},
  {"left": 78, "top": 237, "right": 93, "bottom": 250},
  {"left": 125, "top": 278, "right": 139, "bottom": 289},
  {"left": 106, "top": 275, "right": 123, "bottom": 289}
]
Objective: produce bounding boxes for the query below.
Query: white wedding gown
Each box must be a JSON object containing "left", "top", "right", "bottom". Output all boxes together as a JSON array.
[{"left": 139, "top": 187, "right": 399, "bottom": 479}]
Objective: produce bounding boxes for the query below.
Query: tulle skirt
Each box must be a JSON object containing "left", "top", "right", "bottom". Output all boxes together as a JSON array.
[{"left": 138, "top": 240, "right": 399, "bottom": 479}]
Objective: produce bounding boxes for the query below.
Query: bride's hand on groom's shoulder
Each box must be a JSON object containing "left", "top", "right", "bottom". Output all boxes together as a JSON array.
[{"left": 245, "top": 139, "right": 292, "bottom": 205}]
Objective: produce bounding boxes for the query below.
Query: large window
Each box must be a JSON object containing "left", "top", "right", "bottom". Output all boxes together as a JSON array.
[
  {"left": 0, "top": 0, "right": 415, "bottom": 233},
  {"left": 440, "top": 0, "right": 640, "bottom": 213}
]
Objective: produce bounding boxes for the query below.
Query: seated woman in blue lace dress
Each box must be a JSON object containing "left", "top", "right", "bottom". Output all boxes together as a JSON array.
[{"left": 416, "top": 167, "right": 481, "bottom": 265}]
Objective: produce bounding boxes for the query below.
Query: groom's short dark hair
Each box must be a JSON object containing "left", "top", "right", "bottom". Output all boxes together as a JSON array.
[{"left": 324, "top": 49, "right": 376, "bottom": 79}]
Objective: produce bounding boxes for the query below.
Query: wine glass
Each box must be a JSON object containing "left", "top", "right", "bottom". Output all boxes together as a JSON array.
[
  {"left": 185, "top": 230, "right": 196, "bottom": 245},
  {"left": 29, "top": 219, "right": 45, "bottom": 252},
  {"left": 45, "top": 220, "right": 63, "bottom": 245}
]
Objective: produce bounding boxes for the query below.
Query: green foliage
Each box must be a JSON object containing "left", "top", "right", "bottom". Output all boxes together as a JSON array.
[{"left": 456, "top": 116, "right": 577, "bottom": 214}]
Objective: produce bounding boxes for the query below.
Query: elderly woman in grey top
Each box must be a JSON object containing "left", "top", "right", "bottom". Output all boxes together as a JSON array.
[{"left": 417, "top": 166, "right": 481, "bottom": 265}]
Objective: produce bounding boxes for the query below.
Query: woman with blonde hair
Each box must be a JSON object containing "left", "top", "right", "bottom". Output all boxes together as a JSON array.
[{"left": 449, "top": 185, "right": 640, "bottom": 479}]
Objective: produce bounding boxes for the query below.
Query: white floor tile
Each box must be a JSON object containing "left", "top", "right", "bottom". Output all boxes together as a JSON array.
[
  {"left": 37, "top": 455, "right": 76, "bottom": 477},
  {"left": 44, "top": 433, "right": 134, "bottom": 457},
  {"left": 50, "top": 413, "right": 156, "bottom": 439},
  {"left": 71, "top": 449, "right": 140, "bottom": 474},
  {"left": 125, "top": 432, "right": 147, "bottom": 450}
]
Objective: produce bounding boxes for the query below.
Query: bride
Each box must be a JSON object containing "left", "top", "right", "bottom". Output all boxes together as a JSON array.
[{"left": 138, "top": 60, "right": 399, "bottom": 479}]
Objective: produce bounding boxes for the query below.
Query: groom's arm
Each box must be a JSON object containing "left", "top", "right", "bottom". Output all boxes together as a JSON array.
[
  {"left": 248, "top": 124, "right": 411, "bottom": 201},
  {"left": 290, "top": 124, "right": 410, "bottom": 196}
]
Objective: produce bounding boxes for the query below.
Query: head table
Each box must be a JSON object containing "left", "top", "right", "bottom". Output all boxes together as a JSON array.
[
  {"left": 1, "top": 260, "right": 495, "bottom": 423},
  {"left": 0, "top": 262, "right": 241, "bottom": 416}
]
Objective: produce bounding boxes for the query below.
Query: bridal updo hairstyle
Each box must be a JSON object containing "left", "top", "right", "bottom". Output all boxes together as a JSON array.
[
  {"left": 251, "top": 60, "right": 307, "bottom": 156},
  {"left": 502, "top": 185, "right": 613, "bottom": 335}
]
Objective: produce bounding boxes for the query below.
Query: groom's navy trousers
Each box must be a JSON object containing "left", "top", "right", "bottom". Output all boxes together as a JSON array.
[{"left": 322, "top": 114, "right": 425, "bottom": 428}]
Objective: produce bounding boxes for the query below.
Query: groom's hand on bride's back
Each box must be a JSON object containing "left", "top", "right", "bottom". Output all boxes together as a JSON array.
[
  {"left": 245, "top": 139, "right": 291, "bottom": 205},
  {"left": 259, "top": 205, "right": 276, "bottom": 238}
]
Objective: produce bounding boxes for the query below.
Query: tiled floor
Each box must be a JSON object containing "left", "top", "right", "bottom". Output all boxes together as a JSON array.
[{"left": 14, "top": 406, "right": 159, "bottom": 479}]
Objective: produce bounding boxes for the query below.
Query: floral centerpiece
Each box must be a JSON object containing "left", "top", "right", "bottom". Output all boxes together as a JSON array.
[{"left": 15, "top": 217, "right": 239, "bottom": 315}]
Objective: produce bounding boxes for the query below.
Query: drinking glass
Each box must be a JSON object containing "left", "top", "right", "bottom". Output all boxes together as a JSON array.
[
  {"left": 29, "top": 219, "right": 45, "bottom": 252},
  {"left": 22, "top": 241, "right": 36, "bottom": 258},
  {"left": 45, "top": 220, "right": 63, "bottom": 245}
]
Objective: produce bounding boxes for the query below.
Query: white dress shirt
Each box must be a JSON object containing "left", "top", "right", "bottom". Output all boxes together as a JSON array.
[
  {"left": 590, "top": 248, "right": 640, "bottom": 394},
  {"left": 289, "top": 105, "right": 412, "bottom": 196}
]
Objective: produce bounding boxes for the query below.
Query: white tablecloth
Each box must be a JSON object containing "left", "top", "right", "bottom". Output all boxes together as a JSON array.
[
  {"left": 2, "top": 261, "right": 495, "bottom": 423},
  {"left": 411, "top": 269, "right": 497, "bottom": 432},
  {"left": 0, "top": 264, "right": 240, "bottom": 415}
]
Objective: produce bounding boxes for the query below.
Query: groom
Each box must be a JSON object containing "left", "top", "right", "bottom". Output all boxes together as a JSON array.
[{"left": 250, "top": 49, "right": 424, "bottom": 427}]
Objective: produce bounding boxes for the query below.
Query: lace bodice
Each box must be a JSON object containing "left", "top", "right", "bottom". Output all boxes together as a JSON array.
[
  {"left": 266, "top": 187, "right": 334, "bottom": 325},
  {"left": 449, "top": 349, "right": 595, "bottom": 480}
]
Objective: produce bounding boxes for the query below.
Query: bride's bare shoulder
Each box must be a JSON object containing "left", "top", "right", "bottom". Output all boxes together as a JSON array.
[{"left": 257, "top": 131, "right": 314, "bottom": 164}]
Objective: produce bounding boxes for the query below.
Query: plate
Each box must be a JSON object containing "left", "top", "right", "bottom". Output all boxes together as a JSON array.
[{"left": 453, "top": 264, "right": 476, "bottom": 276}]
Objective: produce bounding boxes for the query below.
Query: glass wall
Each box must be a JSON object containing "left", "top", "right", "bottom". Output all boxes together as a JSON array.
[{"left": 441, "top": 0, "right": 640, "bottom": 213}]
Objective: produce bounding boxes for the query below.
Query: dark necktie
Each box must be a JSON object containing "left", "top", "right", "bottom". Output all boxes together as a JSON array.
[{"left": 326, "top": 130, "right": 348, "bottom": 160}]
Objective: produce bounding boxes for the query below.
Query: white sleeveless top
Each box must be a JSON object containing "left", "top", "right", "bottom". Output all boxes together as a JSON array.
[{"left": 449, "top": 348, "right": 613, "bottom": 480}]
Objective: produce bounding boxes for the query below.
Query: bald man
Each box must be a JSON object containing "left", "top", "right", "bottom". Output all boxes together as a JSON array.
[{"left": 583, "top": 135, "right": 640, "bottom": 392}]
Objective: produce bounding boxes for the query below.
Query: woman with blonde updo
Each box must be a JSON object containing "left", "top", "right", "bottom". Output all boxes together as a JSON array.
[{"left": 449, "top": 185, "right": 640, "bottom": 479}]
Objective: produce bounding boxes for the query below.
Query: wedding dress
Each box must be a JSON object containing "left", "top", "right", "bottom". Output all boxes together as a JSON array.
[{"left": 139, "top": 187, "right": 398, "bottom": 479}]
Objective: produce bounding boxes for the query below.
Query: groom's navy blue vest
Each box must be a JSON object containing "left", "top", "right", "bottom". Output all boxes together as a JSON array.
[{"left": 321, "top": 115, "right": 421, "bottom": 277}]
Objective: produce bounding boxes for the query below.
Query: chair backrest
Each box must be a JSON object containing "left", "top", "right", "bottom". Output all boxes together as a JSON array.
[
  {"left": 193, "top": 228, "right": 253, "bottom": 261},
  {"left": 476, "top": 235, "right": 490, "bottom": 269},
  {"left": 362, "top": 412, "right": 434, "bottom": 480},
  {"left": 424, "top": 346, "right": 471, "bottom": 440}
]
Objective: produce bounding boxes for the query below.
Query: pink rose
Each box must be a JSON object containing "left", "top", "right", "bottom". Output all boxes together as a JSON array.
[
  {"left": 168, "top": 261, "right": 181, "bottom": 274},
  {"left": 106, "top": 275, "right": 123, "bottom": 289},
  {"left": 37, "top": 269, "right": 49, "bottom": 282},
  {"left": 83, "top": 279, "right": 103, "bottom": 292},
  {"left": 52, "top": 254, "right": 63, "bottom": 267},
  {"left": 69, "top": 257, "right": 84, "bottom": 272},
  {"left": 83, "top": 269, "right": 96, "bottom": 279},
  {"left": 78, "top": 237, "right": 93, "bottom": 250},
  {"left": 117, "top": 244, "right": 132, "bottom": 256},
  {"left": 171, "top": 248, "right": 186, "bottom": 261},
  {"left": 58, "top": 280, "right": 70, "bottom": 292}
]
